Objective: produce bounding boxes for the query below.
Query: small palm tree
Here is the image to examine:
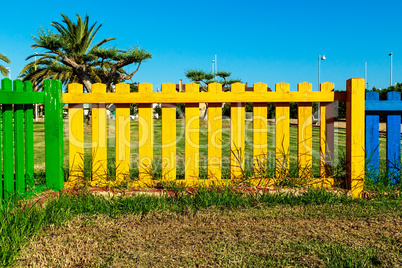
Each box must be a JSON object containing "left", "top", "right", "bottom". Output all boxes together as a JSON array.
[
  {"left": 0, "top": 53, "right": 10, "bottom": 77},
  {"left": 21, "top": 14, "right": 151, "bottom": 92}
]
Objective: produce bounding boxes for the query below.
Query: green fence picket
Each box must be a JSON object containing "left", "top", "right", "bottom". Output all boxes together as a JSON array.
[
  {"left": 14, "top": 80, "right": 25, "bottom": 194},
  {"left": 0, "top": 81, "right": 2, "bottom": 202},
  {"left": 44, "top": 79, "right": 64, "bottom": 191},
  {"left": 2, "top": 79, "right": 14, "bottom": 199},
  {"left": 24, "top": 81, "right": 34, "bottom": 189}
]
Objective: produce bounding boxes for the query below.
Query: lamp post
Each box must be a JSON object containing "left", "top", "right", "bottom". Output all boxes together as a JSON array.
[
  {"left": 212, "top": 60, "right": 215, "bottom": 76},
  {"left": 6, "top": 67, "right": 10, "bottom": 79},
  {"left": 389, "top": 53, "right": 393, "bottom": 86},
  {"left": 35, "top": 52, "right": 38, "bottom": 121},
  {"left": 214, "top": 53, "right": 217, "bottom": 81},
  {"left": 318, "top": 55, "right": 326, "bottom": 89},
  {"left": 317, "top": 55, "right": 326, "bottom": 124}
]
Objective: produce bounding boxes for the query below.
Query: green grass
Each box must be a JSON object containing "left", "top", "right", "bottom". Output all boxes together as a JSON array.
[{"left": 1, "top": 188, "right": 401, "bottom": 267}]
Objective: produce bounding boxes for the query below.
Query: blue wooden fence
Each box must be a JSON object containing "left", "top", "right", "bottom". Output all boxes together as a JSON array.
[{"left": 365, "top": 91, "right": 401, "bottom": 184}]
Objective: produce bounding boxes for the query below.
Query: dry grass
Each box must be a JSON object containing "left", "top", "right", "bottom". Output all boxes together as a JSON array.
[{"left": 15, "top": 205, "right": 402, "bottom": 267}]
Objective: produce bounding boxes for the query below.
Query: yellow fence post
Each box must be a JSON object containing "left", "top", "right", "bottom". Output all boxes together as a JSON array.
[
  {"left": 297, "top": 82, "right": 313, "bottom": 178},
  {"left": 92, "top": 83, "right": 108, "bottom": 184},
  {"left": 231, "top": 83, "right": 245, "bottom": 180},
  {"left": 208, "top": 82, "right": 222, "bottom": 180},
  {"left": 138, "top": 83, "right": 154, "bottom": 183},
  {"left": 275, "top": 83, "right": 290, "bottom": 178},
  {"left": 162, "top": 83, "right": 177, "bottom": 181},
  {"left": 68, "top": 83, "right": 84, "bottom": 185},
  {"left": 346, "top": 78, "right": 365, "bottom": 197},
  {"left": 115, "top": 83, "right": 131, "bottom": 183},
  {"left": 253, "top": 82, "right": 268, "bottom": 177},
  {"left": 185, "top": 83, "right": 199, "bottom": 180}
]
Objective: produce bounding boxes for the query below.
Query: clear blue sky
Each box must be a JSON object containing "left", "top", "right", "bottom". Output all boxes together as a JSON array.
[{"left": 0, "top": 0, "right": 401, "bottom": 91}]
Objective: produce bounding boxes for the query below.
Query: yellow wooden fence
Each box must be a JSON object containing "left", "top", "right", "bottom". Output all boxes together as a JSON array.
[{"left": 63, "top": 79, "right": 365, "bottom": 197}]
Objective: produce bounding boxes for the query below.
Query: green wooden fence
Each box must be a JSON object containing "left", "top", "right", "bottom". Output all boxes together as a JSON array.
[{"left": 0, "top": 78, "right": 64, "bottom": 203}]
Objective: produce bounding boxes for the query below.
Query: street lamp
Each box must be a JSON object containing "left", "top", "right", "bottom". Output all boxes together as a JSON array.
[
  {"left": 6, "top": 67, "right": 10, "bottom": 79},
  {"left": 317, "top": 55, "right": 326, "bottom": 124},
  {"left": 35, "top": 52, "right": 38, "bottom": 121},
  {"left": 389, "top": 53, "right": 393, "bottom": 86},
  {"left": 214, "top": 53, "right": 217, "bottom": 81},
  {"left": 212, "top": 60, "right": 215, "bottom": 76},
  {"left": 318, "top": 55, "right": 326, "bottom": 89}
]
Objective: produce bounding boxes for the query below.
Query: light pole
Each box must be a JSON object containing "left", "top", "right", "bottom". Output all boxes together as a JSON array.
[
  {"left": 214, "top": 53, "right": 217, "bottom": 81},
  {"left": 212, "top": 60, "right": 215, "bottom": 76},
  {"left": 6, "top": 67, "right": 10, "bottom": 79},
  {"left": 389, "top": 53, "right": 393, "bottom": 86},
  {"left": 35, "top": 52, "right": 38, "bottom": 121},
  {"left": 317, "top": 55, "right": 326, "bottom": 124},
  {"left": 318, "top": 55, "right": 326, "bottom": 89}
]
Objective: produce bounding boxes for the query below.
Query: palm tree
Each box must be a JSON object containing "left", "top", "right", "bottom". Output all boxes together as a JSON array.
[
  {"left": 21, "top": 14, "right": 151, "bottom": 92},
  {"left": 0, "top": 53, "right": 10, "bottom": 77}
]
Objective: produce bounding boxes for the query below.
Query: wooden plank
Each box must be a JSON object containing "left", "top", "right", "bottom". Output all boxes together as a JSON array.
[
  {"left": 0, "top": 91, "right": 45, "bottom": 104},
  {"left": 386, "top": 91, "right": 401, "bottom": 183},
  {"left": 162, "top": 83, "right": 176, "bottom": 181},
  {"left": 0, "top": 80, "right": 2, "bottom": 201},
  {"left": 1, "top": 79, "right": 14, "bottom": 199},
  {"left": 366, "top": 100, "right": 402, "bottom": 111},
  {"left": 297, "top": 82, "right": 313, "bottom": 178},
  {"left": 115, "top": 83, "right": 131, "bottom": 183},
  {"left": 275, "top": 83, "right": 290, "bottom": 177},
  {"left": 252, "top": 83, "right": 268, "bottom": 177},
  {"left": 24, "top": 81, "right": 34, "bottom": 189},
  {"left": 44, "top": 79, "right": 64, "bottom": 191},
  {"left": 14, "top": 80, "right": 25, "bottom": 194},
  {"left": 92, "top": 83, "right": 108, "bottom": 183},
  {"left": 68, "top": 83, "right": 84, "bottom": 183},
  {"left": 62, "top": 91, "right": 343, "bottom": 104},
  {"left": 365, "top": 91, "right": 380, "bottom": 182},
  {"left": 346, "top": 78, "right": 365, "bottom": 198},
  {"left": 207, "top": 83, "right": 222, "bottom": 180},
  {"left": 138, "top": 83, "right": 154, "bottom": 181},
  {"left": 231, "top": 83, "right": 245, "bottom": 179},
  {"left": 319, "top": 82, "right": 334, "bottom": 178},
  {"left": 185, "top": 83, "right": 199, "bottom": 180},
  {"left": 325, "top": 101, "right": 335, "bottom": 174}
]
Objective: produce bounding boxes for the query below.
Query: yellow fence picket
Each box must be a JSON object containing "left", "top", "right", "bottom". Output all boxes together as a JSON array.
[
  {"left": 115, "top": 83, "right": 131, "bottom": 183},
  {"left": 231, "top": 83, "right": 245, "bottom": 179},
  {"left": 320, "top": 82, "right": 335, "bottom": 178},
  {"left": 207, "top": 83, "right": 222, "bottom": 180},
  {"left": 297, "top": 82, "right": 313, "bottom": 178},
  {"left": 185, "top": 83, "right": 199, "bottom": 180},
  {"left": 275, "top": 83, "right": 290, "bottom": 177},
  {"left": 92, "top": 83, "right": 108, "bottom": 183},
  {"left": 252, "top": 83, "right": 268, "bottom": 177},
  {"left": 138, "top": 83, "right": 154, "bottom": 182},
  {"left": 162, "top": 83, "right": 176, "bottom": 181},
  {"left": 346, "top": 78, "right": 365, "bottom": 198},
  {"left": 68, "top": 83, "right": 84, "bottom": 183}
]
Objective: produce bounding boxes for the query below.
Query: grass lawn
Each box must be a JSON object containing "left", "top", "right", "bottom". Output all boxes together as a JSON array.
[{"left": 2, "top": 188, "right": 400, "bottom": 267}]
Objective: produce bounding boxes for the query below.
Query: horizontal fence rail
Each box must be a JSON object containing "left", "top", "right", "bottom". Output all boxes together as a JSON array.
[
  {"left": 62, "top": 79, "right": 365, "bottom": 197},
  {"left": 62, "top": 90, "right": 347, "bottom": 104}
]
